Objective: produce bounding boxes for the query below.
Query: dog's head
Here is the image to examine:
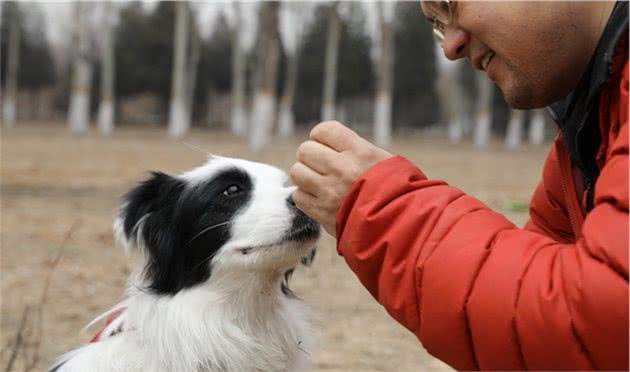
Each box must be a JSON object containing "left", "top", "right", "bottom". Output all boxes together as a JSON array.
[{"left": 114, "top": 156, "right": 320, "bottom": 295}]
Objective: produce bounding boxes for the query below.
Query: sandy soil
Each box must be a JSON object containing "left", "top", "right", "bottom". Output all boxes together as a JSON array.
[{"left": 1, "top": 123, "right": 548, "bottom": 371}]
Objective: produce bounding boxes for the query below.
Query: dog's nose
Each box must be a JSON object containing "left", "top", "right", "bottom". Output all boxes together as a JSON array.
[{"left": 287, "top": 195, "right": 296, "bottom": 208}]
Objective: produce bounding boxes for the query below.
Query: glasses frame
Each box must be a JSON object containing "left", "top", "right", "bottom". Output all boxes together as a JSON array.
[{"left": 422, "top": 0, "right": 456, "bottom": 45}]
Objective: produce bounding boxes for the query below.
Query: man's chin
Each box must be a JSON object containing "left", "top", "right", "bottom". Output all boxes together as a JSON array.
[{"left": 500, "top": 82, "right": 553, "bottom": 110}]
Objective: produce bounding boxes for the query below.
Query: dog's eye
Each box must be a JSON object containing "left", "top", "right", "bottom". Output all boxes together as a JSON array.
[{"left": 223, "top": 185, "right": 241, "bottom": 196}]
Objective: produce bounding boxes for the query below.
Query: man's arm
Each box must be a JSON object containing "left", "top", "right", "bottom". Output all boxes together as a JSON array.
[
  {"left": 335, "top": 147, "right": 627, "bottom": 370},
  {"left": 291, "top": 117, "right": 628, "bottom": 370}
]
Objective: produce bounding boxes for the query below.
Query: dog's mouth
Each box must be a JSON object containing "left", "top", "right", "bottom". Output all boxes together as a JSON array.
[
  {"left": 237, "top": 214, "right": 320, "bottom": 256},
  {"left": 284, "top": 217, "right": 320, "bottom": 242}
]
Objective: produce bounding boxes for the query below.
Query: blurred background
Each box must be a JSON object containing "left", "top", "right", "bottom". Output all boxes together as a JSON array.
[{"left": 1, "top": 1, "right": 553, "bottom": 371}]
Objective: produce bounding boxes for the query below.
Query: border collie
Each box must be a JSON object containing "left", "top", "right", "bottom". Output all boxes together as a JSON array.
[{"left": 50, "top": 156, "right": 320, "bottom": 372}]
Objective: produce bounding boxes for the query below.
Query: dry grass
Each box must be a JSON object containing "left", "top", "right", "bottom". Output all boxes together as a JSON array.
[{"left": 1, "top": 122, "right": 548, "bottom": 371}]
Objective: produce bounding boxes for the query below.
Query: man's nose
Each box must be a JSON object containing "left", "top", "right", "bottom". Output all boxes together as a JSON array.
[{"left": 442, "top": 26, "right": 469, "bottom": 61}]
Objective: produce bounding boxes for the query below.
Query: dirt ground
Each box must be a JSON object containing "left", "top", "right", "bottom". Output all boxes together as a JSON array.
[{"left": 1, "top": 123, "right": 548, "bottom": 371}]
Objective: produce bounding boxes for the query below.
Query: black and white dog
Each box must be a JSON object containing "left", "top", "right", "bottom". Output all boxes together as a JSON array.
[{"left": 50, "top": 156, "right": 320, "bottom": 372}]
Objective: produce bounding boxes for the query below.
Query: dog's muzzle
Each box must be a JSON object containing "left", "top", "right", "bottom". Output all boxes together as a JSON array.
[{"left": 285, "top": 197, "right": 320, "bottom": 242}]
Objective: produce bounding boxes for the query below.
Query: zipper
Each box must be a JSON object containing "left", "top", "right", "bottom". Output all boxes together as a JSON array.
[{"left": 557, "top": 140, "right": 585, "bottom": 240}]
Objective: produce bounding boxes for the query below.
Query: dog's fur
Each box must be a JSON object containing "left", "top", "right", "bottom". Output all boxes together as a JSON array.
[{"left": 50, "top": 156, "right": 320, "bottom": 372}]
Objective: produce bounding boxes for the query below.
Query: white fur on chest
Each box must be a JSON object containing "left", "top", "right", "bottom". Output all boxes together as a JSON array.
[{"left": 60, "top": 271, "right": 311, "bottom": 372}]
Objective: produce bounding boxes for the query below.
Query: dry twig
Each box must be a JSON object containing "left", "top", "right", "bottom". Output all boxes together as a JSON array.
[
  {"left": 24, "top": 219, "right": 82, "bottom": 372},
  {"left": 4, "top": 306, "right": 30, "bottom": 372}
]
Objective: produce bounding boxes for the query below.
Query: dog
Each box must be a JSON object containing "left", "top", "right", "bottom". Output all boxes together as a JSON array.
[{"left": 50, "top": 156, "right": 320, "bottom": 372}]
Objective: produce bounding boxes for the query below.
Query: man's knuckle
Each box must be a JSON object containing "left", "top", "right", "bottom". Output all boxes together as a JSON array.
[
  {"left": 296, "top": 143, "right": 309, "bottom": 161},
  {"left": 289, "top": 163, "right": 301, "bottom": 179}
]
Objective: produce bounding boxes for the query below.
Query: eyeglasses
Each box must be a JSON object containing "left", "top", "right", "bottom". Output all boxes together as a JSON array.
[{"left": 421, "top": 0, "right": 456, "bottom": 45}]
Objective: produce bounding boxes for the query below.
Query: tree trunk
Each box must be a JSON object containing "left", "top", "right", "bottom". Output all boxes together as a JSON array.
[
  {"left": 528, "top": 109, "right": 546, "bottom": 145},
  {"left": 168, "top": 1, "right": 190, "bottom": 139},
  {"left": 68, "top": 2, "right": 92, "bottom": 136},
  {"left": 373, "top": 1, "right": 395, "bottom": 148},
  {"left": 505, "top": 109, "right": 525, "bottom": 149},
  {"left": 185, "top": 12, "right": 201, "bottom": 129},
  {"left": 249, "top": 1, "right": 280, "bottom": 152},
  {"left": 473, "top": 72, "right": 493, "bottom": 148},
  {"left": 278, "top": 51, "right": 299, "bottom": 137},
  {"left": 97, "top": 2, "right": 116, "bottom": 136},
  {"left": 321, "top": 3, "right": 340, "bottom": 121},
  {"left": 2, "top": 5, "right": 20, "bottom": 127},
  {"left": 230, "top": 2, "right": 248, "bottom": 137},
  {"left": 434, "top": 43, "right": 466, "bottom": 143}
]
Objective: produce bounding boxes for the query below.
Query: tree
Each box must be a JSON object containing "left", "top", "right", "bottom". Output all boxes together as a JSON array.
[
  {"left": 185, "top": 6, "right": 201, "bottom": 130},
  {"left": 68, "top": 2, "right": 93, "bottom": 135},
  {"left": 528, "top": 109, "right": 546, "bottom": 145},
  {"left": 228, "top": 2, "right": 255, "bottom": 136},
  {"left": 373, "top": 1, "right": 395, "bottom": 147},
  {"left": 2, "top": 2, "right": 20, "bottom": 127},
  {"left": 249, "top": 1, "right": 280, "bottom": 152},
  {"left": 97, "top": 1, "right": 116, "bottom": 135},
  {"left": 434, "top": 42, "right": 467, "bottom": 143},
  {"left": 392, "top": 1, "right": 438, "bottom": 128},
  {"left": 505, "top": 108, "right": 525, "bottom": 149},
  {"left": 168, "top": 0, "right": 190, "bottom": 139},
  {"left": 473, "top": 72, "right": 494, "bottom": 148},
  {"left": 277, "top": 2, "right": 311, "bottom": 137},
  {"left": 115, "top": 3, "right": 171, "bottom": 104},
  {"left": 321, "top": 2, "right": 340, "bottom": 121}
]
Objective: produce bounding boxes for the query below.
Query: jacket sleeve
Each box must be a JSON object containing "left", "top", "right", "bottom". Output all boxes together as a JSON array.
[{"left": 336, "top": 126, "right": 628, "bottom": 369}]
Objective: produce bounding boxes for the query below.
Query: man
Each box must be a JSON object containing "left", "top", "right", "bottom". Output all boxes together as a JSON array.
[{"left": 290, "top": 1, "right": 628, "bottom": 370}]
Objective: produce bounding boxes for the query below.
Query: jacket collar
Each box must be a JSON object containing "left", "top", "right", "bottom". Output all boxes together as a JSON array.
[
  {"left": 546, "top": 1, "right": 628, "bottom": 202},
  {"left": 548, "top": 1, "right": 628, "bottom": 125}
]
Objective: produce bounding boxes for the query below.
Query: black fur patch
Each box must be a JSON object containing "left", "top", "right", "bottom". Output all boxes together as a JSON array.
[
  {"left": 120, "top": 168, "right": 253, "bottom": 295},
  {"left": 285, "top": 197, "right": 320, "bottom": 243}
]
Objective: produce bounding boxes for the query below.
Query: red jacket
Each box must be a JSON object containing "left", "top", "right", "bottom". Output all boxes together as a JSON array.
[{"left": 336, "top": 12, "right": 628, "bottom": 372}]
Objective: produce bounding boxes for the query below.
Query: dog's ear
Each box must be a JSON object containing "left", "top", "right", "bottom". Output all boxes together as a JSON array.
[{"left": 114, "top": 172, "right": 183, "bottom": 251}]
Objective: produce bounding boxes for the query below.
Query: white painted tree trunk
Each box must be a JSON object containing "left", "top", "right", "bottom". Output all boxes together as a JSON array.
[
  {"left": 374, "top": 93, "right": 392, "bottom": 147},
  {"left": 230, "top": 2, "right": 248, "bottom": 137},
  {"left": 68, "top": 3, "right": 92, "bottom": 136},
  {"left": 168, "top": 1, "right": 190, "bottom": 139},
  {"left": 97, "top": 2, "right": 115, "bottom": 136},
  {"left": 250, "top": 92, "right": 276, "bottom": 152},
  {"left": 373, "top": 2, "right": 395, "bottom": 148},
  {"left": 505, "top": 109, "right": 525, "bottom": 149},
  {"left": 473, "top": 73, "right": 494, "bottom": 148},
  {"left": 249, "top": 2, "right": 280, "bottom": 152},
  {"left": 528, "top": 109, "right": 546, "bottom": 145},
  {"left": 434, "top": 43, "right": 466, "bottom": 143},
  {"left": 321, "top": 3, "right": 340, "bottom": 122},
  {"left": 2, "top": 7, "right": 20, "bottom": 127}
]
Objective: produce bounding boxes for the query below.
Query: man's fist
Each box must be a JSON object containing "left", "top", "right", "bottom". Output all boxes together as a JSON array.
[{"left": 290, "top": 121, "right": 393, "bottom": 237}]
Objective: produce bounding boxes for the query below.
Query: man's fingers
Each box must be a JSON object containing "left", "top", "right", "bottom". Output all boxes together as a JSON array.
[
  {"left": 289, "top": 161, "right": 323, "bottom": 196},
  {"left": 296, "top": 140, "right": 339, "bottom": 175},
  {"left": 310, "top": 121, "right": 359, "bottom": 152}
]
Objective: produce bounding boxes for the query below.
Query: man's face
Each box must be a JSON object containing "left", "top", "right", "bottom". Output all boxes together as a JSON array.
[{"left": 423, "top": 2, "right": 604, "bottom": 109}]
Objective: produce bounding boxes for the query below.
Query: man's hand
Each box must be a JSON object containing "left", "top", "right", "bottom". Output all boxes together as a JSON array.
[{"left": 290, "top": 121, "right": 393, "bottom": 237}]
